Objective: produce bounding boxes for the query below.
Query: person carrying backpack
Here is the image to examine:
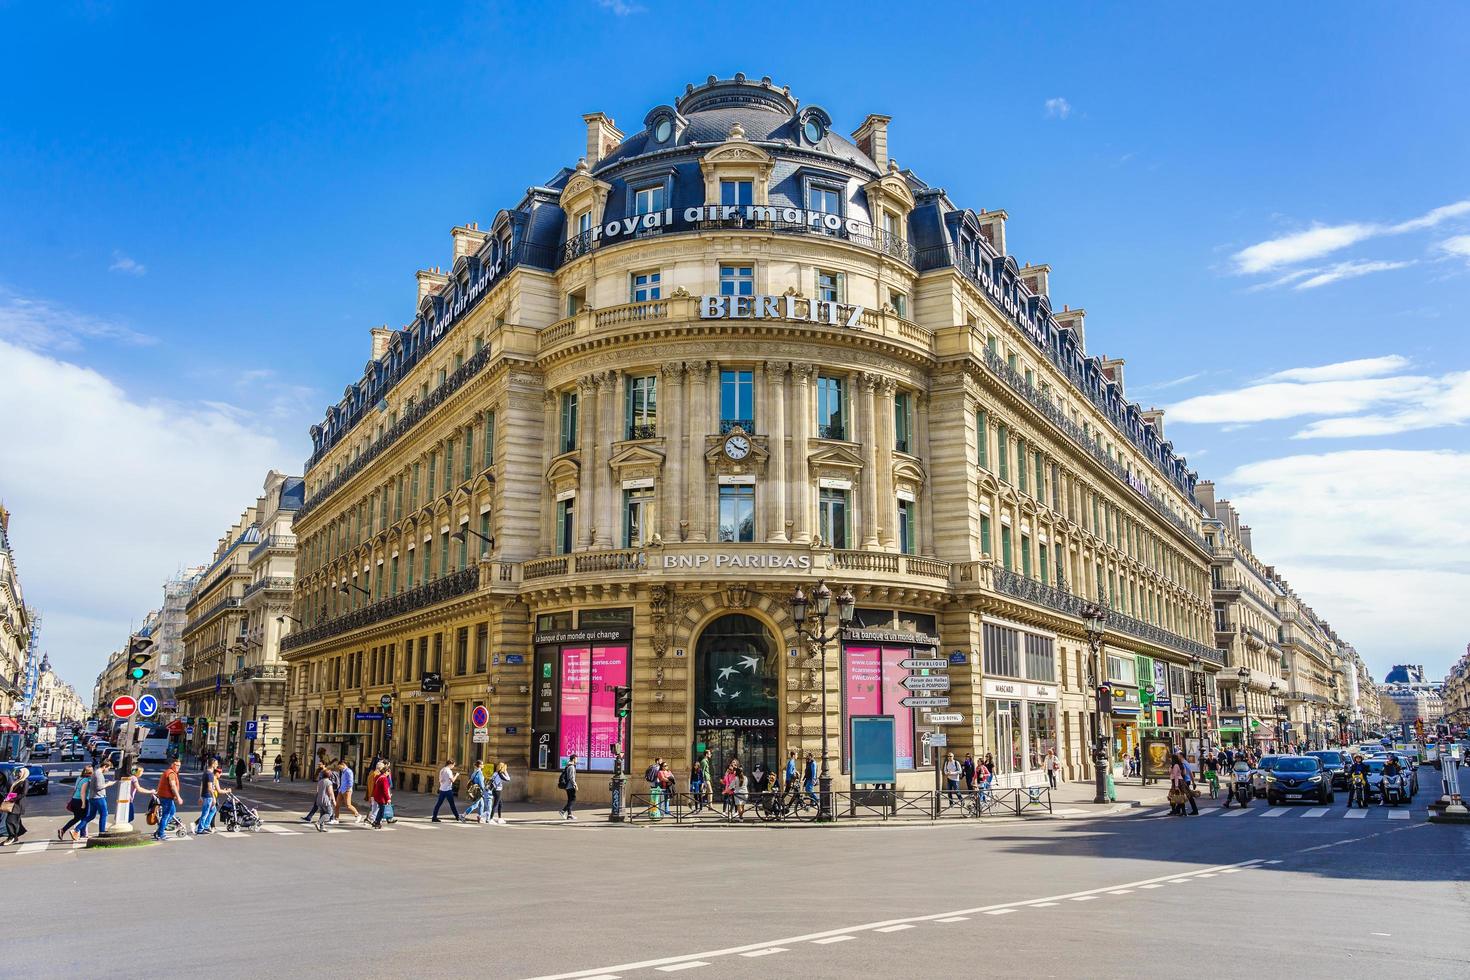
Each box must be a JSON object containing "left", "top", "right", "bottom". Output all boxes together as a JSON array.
[
  {"left": 644, "top": 758, "right": 663, "bottom": 817},
  {"left": 558, "top": 754, "right": 578, "bottom": 820},
  {"left": 489, "top": 762, "right": 510, "bottom": 824},
  {"left": 465, "top": 760, "right": 489, "bottom": 824}
]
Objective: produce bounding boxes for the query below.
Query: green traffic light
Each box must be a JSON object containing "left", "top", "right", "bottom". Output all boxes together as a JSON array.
[{"left": 129, "top": 668, "right": 147, "bottom": 680}]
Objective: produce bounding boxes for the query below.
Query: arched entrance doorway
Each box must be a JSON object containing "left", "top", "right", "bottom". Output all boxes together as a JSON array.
[{"left": 693, "top": 614, "right": 780, "bottom": 779}]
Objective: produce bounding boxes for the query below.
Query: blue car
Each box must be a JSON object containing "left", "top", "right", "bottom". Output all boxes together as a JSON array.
[{"left": 0, "top": 762, "right": 49, "bottom": 796}]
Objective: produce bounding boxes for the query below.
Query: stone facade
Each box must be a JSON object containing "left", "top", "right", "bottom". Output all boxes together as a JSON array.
[
  {"left": 284, "top": 76, "right": 1229, "bottom": 800},
  {"left": 0, "top": 505, "right": 31, "bottom": 718}
]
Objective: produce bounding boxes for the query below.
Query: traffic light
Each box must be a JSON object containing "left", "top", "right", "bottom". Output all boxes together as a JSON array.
[
  {"left": 1096, "top": 685, "right": 1113, "bottom": 714},
  {"left": 614, "top": 686, "right": 632, "bottom": 718},
  {"left": 127, "top": 635, "right": 154, "bottom": 682}
]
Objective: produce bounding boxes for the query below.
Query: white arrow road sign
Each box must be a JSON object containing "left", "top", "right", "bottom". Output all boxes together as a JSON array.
[
  {"left": 898, "top": 659, "right": 949, "bottom": 671},
  {"left": 901, "top": 675, "right": 951, "bottom": 691},
  {"left": 900, "top": 696, "right": 951, "bottom": 708},
  {"left": 926, "top": 713, "right": 965, "bottom": 724}
]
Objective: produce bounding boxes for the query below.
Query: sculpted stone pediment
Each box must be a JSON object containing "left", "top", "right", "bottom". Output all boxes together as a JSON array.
[
  {"left": 806, "top": 441, "right": 865, "bottom": 474},
  {"left": 545, "top": 454, "right": 581, "bottom": 490},
  {"left": 610, "top": 442, "right": 667, "bottom": 481}
]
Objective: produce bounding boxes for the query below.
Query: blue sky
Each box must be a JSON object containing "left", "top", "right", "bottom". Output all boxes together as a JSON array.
[{"left": 1, "top": 2, "right": 1466, "bottom": 693}]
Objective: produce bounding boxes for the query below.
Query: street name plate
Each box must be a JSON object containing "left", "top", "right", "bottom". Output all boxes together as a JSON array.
[
  {"left": 926, "top": 733, "right": 948, "bottom": 747},
  {"left": 927, "top": 712, "right": 964, "bottom": 724},
  {"left": 472, "top": 728, "right": 490, "bottom": 743},
  {"left": 900, "top": 696, "right": 951, "bottom": 708},
  {"left": 901, "top": 675, "right": 951, "bottom": 691},
  {"left": 898, "top": 659, "right": 949, "bottom": 670}
]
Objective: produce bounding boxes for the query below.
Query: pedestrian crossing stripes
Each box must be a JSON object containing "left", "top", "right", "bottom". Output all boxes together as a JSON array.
[{"left": 1194, "top": 805, "right": 1420, "bottom": 820}]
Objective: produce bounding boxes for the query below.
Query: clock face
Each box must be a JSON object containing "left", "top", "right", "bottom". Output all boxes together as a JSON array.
[{"left": 724, "top": 434, "right": 751, "bottom": 460}]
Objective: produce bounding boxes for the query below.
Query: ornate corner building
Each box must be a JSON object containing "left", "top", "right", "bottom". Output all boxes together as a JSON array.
[{"left": 282, "top": 75, "right": 1227, "bottom": 800}]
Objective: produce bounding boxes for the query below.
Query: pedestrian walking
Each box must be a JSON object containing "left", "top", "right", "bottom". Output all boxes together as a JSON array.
[
  {"left": 962, "top": 753, "right": 976, "bottom": 792},
  {"left": 314, "top": 766, "right": 337, "bottom": 832},
  {"left": 721, "top": 761, "right": 738, "bottom": 817},
  {"left": 1044, "top": 749, "right": 1060, "bottom": 789},
  {"left": 80, "top": 759, "right": 115, "bottom": 838},
  {"left": 976, "top": 757, "right": 992, "bottom": 804},
  {"left": 233, "top": 755, "right": 246, "bottom": 791},
  {"left": 153, "top": 759, "right": 181, "bottom": 840},
  {"left": 1, "top": 767, "right": 30, "bottom": 845},
  {"left": 783, "top": 750, "right": 799, "bottom": 794},
  {"left": 301, "top": 759, "right": 335, "bottom": 824},
  {"left": 733, "top": 762, "right": 749, "bottom": 820},
  {"left": 1180, "top": 753, "right": 1200, "bottom": 814},
  {"left": 489, "top": 762, "right": 510, "bottom": 824},
  {"left": 465, "top": 760, "right": 489, "bottom": 823},
  {"left": 431, "top": 759, "right": 462, "bottom": 822},
  {"left": 657, "top": 760, "right": 675, "bottom": 816},
  {"left": 370, "top": 763, "right": 395, "bottom": 829},
  {"left": 335, "top": 760, "right": 360, "bottom": 824},
  {"left": 802, "top": 752, "right": 818, "bottom": 807},
  {"left": 1168, "top": 753, "right": 1192, "bottom": 816},
  {"left": 558, "top": 754, "right": 578, "bottom": 820},
  {"left": 197, "top": 760, "right": 227, "bottom": 834},
  {"left": 288, "top": 753, "right": 301, "bottom": 782},
  {"left": 942, "top": 752, "right": 962, "bottom": 806},
  {"left": 273, "top": 754, "right": 284, "bottom": 783},
  {"left": 124, "top": 764, "right": 156, "bottom": 822},
  {"left": 689, "top": 756, "right": 707, "bottom": 814},
  {"left": 59, "top": 765, "right": 92, "bottom": 841}
]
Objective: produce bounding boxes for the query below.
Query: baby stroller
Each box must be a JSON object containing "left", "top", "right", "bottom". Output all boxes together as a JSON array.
[{"left": 219, "top": 795, "right": 262, "bottom": 832}]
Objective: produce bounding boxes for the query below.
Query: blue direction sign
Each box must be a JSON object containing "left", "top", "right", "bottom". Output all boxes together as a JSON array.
[
  {"left": 355, "top": 711, "right": 384, "bottom": 721},
  {"left": 137, "top": 694, "right": 159, "bottom": 718},
  {"left": 244, "top": 720, "right": 258, "bottom": 740}
]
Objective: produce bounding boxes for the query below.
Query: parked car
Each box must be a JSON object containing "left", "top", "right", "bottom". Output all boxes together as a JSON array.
[
  {"left": 0, "top": 762, "right": 49, "bottom": 796},
  {"left": 1305, "top": 750, "right": 1349, "bottom": 789},
  {"left": 1264, "top": 756, "right": 1333, "bottom": 805}
]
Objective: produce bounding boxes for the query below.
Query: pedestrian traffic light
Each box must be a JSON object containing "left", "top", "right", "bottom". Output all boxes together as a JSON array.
[
  {"left": 127, "top": 635, "right": 154, "bottom": 682},
  {"left": 1097, "top": 685, "right": 1113, "bottom": 713},
  {"left": 614, "top": 686, "right": 632, "bottom": 718}
]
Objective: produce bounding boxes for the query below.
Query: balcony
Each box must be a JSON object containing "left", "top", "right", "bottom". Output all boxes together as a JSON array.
[
  {"left": 184, "top": 596, "right": 241, "bottom": 632},
  {"left": 299, "top": 344, "right": 494, "bottom": 521},
  {"left": 280, "top": 567, "right": 479, "bottom": 652},
  {"left": 248, "top": 533, "right": 297, "bottom": 563},
  {"left": 231, "top": 663, "right": 289, "bottom": 683},
  {"left": 558, "top": 213, "right": 917, "bottom": 269},
  {"left": 978, "top": 347, "right": 1208, "bottom": 552},
  {"left": 626, "top": 423, "right": 658, "bottom": 441},
  {"left": 720, "top": 419, "right": 754, "bottom": 435},
  {"left": 817, "top": 423, "right": 848, "bottom": 441},
  {"left": 242, "top": 576, "right": 293, "bottom": 602}
]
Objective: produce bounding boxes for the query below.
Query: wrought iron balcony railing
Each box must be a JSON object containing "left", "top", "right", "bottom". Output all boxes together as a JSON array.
[{"left": 280, "top": 567, "right": 479, "bottom": 652}]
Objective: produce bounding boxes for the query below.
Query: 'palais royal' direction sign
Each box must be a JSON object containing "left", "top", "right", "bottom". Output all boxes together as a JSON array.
[{"left": 699, "top": 293, "right": 865, "bottom": 329}]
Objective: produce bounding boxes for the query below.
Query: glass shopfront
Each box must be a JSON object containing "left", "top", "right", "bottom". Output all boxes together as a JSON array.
[
  {"left": 531, "top": 610, "right": 632, "bottom": 773},
  {"left": 983, "top": 679, "right": 1059, "bottom": 784},
  {"left": 693, "top": 614, "right": 780, "bottom": 777}
]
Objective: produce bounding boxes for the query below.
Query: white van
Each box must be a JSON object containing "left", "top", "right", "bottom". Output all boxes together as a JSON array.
[{"left": 138, "top": 734, "right": 171, "bottom": 762}]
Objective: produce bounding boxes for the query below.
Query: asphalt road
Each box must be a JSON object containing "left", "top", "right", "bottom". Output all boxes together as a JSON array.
[{"left": 3, "top": 764, "right": 1467, "bottom": 980}]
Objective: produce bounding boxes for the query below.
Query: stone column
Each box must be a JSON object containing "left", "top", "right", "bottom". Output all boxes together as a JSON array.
[
  {"left": 765, "top": 361, "right": 788, "bottom": 542},
  {"left": 660, "top": 362, "right": 685, "bottom": 542},
  {"left": 877, "top": 378, "right": 898, "bottom": 550},
  {"left": 576, "top": 375, "right": 597, "bottom": 550},
  {"left": 687, "top": 361, "right": 711, "bottom": 542},
  {"left": 915, "top": 390, "right": 933, "bottom": 555},
  {"left": 596, "top": 369, "right": 620, "bottom": 548},
  {"left": 789, "top": 364, "right": 813, "bottom": 543},
  {"left": 859, "top": 373, "right": 881, "bottom": 550},
  {"left": 539, "top": 391, "right": 557, "bottom": 556}
]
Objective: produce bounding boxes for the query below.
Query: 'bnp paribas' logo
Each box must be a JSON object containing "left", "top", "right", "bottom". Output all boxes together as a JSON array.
[{"left": 699, "top": 293, "right": 865, "bottom": 329}]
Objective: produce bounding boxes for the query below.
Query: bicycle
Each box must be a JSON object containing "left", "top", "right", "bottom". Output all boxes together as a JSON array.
[
  {"left": 961, "top": 789, "right": 998, "bottom": 818},
  {"left": 755, "top": 786, "right": 820, "bottom": 823}
]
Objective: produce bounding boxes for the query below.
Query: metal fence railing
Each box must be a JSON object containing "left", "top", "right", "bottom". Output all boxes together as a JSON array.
[{"left": 621, "top": 786, "right": 1052, "bottom": 825}]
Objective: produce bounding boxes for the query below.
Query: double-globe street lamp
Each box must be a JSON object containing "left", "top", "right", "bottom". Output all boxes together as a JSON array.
[
  {"left": 789, "top": 580, "right": 855, "bottom": 823},
  {"left": 1237, "top": 664, "right": 1251, "bottom": 751},
  {"left": 1080, "top": 599, "right": 1110, "bottom": 804}
]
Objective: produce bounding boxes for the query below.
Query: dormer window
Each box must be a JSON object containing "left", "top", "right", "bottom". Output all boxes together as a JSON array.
[
  {"left": 803, "top": 117, "right": 825, "bottom": 143},
  {"left": 720, "top": 179, "right": 753, "bottom": 206},
  {"left": 634, "top": 184, "right": 666, "bottom": 215},
  {"left": 653, "top": 117, "right": 672, "bottom": 143}
]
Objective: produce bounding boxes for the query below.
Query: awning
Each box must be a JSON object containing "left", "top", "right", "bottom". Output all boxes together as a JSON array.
[
  {"left": 0, "top": 717, "right": 21, "bottom": 733},
  {"left": 1219, "top": 725, "right": 1244, "bottom": 733},
  {"left": 166, "top": 719, "right": 186, "bottom": 735}
]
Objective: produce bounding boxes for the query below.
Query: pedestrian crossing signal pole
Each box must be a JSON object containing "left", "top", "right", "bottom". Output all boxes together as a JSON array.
[
  {"left": 610, "top": 685, "right": 631, "bottom": 823},
  {"left": 1081, "top": 600, "right": 1109, "bottom": 805}
]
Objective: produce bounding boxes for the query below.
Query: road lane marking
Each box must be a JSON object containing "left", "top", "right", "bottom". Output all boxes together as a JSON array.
[
  {"left": 1070, "top": 896, "right": 1097, "bottom": 902},
  {"left": 739, "top": 949, "right": 786, "bottom": 958},
  {"left": 1108, "top": 890, "right": 1132, "bottom": 895},
  {"left": 1387, "top": 811, "right": 1410, "bottom": 820},
  {"left": 1221, "top": 808, "right": 1250, "bottom": 816},
  {"left": 1194, "top": 873, "right": 1217, "bottom": 878},
  {"left": 1345, "top": 810, "right": 1367, "bottom": 819},
  {"left": 1303, "top": 808, "right": 1328, "bottom": 818},
  {"left": 516, "top": 858, "right": 1265, "bottom": 980},
  {"left": 876, "top": 925, "right": 915, "bottom": 932},
  {"left": 1032, "top": 902, "right": 1060, "bottom": 907},
  {"left": 15, "top": 842, "right": 48, "bottom": 855},
  {"left": 937, "top": 917, "right": 970, "bottom": 923},
  {"left": 1137, "top": 884, "right": 1163, "bottom": 889},
  {"left": 1262, "top": 808, "right": 1288, "bottom": 818},
  {"left": 982, "top": 909, "right": 1015, "bottom": 916},
  {"left": 261, "top": 824, "right": 300, "bottom": 835},
  {"left": 1217, "top": 869, "right": 1239, "bottom": 874},
  {"left": 654, "top": 963, "right": 708, "bottom": 972}
]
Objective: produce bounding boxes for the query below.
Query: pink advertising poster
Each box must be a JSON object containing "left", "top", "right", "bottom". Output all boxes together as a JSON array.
[
  {"left": 881, "top": 647, "right": 915, "bottom": 769},
  {"left": 843, "top": 646, "right": 881, "bottom": 769},
  {"left": 558, "top": 647, "right": 590, "bottom": 767},
  {"left": 587, "top": 645, "right": 629, "bottom": 772}
]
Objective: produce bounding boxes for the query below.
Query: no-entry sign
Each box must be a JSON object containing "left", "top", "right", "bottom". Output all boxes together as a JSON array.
[{"left": 111, "top": 695, "right": 138, "bottom": 719}]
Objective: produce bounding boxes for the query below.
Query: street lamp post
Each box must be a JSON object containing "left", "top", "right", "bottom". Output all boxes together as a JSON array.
[
  {"left": 451, "top": 525, "right": 496, "bottom": 560},
  {"left": 1080, "top": 600, "right": 1109, "bottom": 804},
  {"left": 1237, "top": 665, "right": 1251, "bottom": 751},
  {"left": 789, "top": 581, "right": 855, "bottom": 823}
]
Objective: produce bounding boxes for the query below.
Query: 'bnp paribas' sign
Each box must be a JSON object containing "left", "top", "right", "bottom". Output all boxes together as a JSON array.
[{"left": 699, "top": 293, "right": 865, "bottom": 329}]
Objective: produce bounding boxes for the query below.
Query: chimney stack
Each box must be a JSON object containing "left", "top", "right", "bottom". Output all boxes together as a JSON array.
[
  {"left": 1141, "top": 407, "right": 1165, "bottom": 439},
  {"left": 370, "top": 326, "right": 393, "bottom": 360},
  {"left": 1239, "top": 525, "right": 1253, "bottom": 554},
  {"left": 1055, "top": 307, "right": 1086, "bottom": 349},
  {"left": 451, "top": 223, "right": 488, "bottom": 262},
  {"left": 1020, "top": 263, "right": 1050, "bottom": 299},
  {"left": 851, "top": 114, "right": 892, "bottom": 170},
  {"left": 416, "top": 268, "right": 448, "bottom": 306},
  {"left": 1100, "top": 357, "right": 1126, "bottom": 394},
  {"left": 976, "top": 209, "right": 1008, "bottom": 255},
  {"left": 583, "top": 112, "right": 624, "bottom": 165},
  {"left": 1195, "top": 479, "right": 1216, "bottom": 516}
]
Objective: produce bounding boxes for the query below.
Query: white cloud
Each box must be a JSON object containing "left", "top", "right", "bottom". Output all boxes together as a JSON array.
[
  {"left": 1440, "top": 234, "right": 1470, "bottom": 261},
  {"left": 1293, "top": 259, "right": 1413, "bottom": 290},
  {"left": 0, "top": 338, "right": 297, "bottom": 687},
  {"left": 108, "top": 251, "right": 146, "bottom": 276},
  {"left": 0, "top": 286, "right": 155, "bottom": 350},
  {"left": 1168, "top": 355, "right": 1470, "bottom": 438},
  {"left": 1044, "top": 97, "right": 1072, "bottom": 119},
  {"left": 1224, "top": 449, "right": 1470, "bottom": 677},
  {"left": 1264, "top": 355, "right": 1409, "bottom": 383},
  {"left": 1230, "top": 198, "right": 1470, "bottom": 279}
]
